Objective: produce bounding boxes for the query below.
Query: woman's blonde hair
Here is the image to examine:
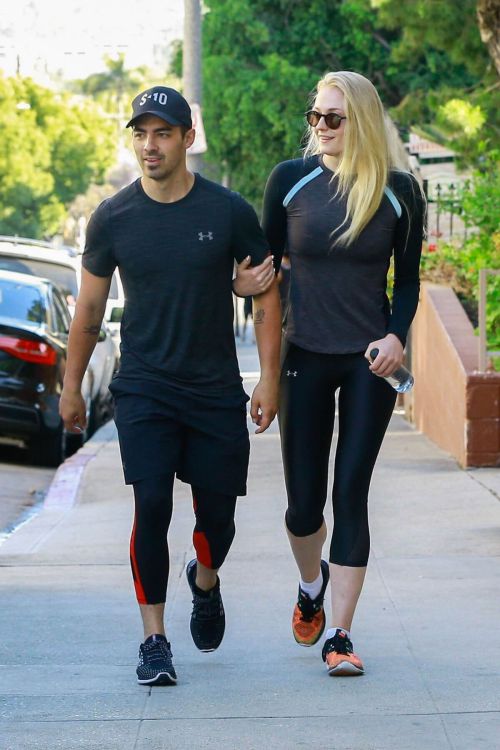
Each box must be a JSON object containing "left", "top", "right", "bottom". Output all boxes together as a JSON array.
[{"left": 304, "top": 71, "right": 407, "bottom": 247}]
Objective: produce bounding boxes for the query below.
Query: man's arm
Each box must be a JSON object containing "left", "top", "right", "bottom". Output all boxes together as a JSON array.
[
  {"left": 59, "top": 268, "right": 112, "bottom": 433},
  {"left": 250, "top": 279, "right": 282, "bottom": 434}
]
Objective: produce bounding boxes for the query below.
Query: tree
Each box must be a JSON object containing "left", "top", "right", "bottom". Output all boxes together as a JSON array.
[
  {"left": 201, "top": 0, "right": 396, "bottom": 204},
  {"left": 368, "top": 0, "right": 499, "bottom": 167},
  {"left": 197, "top": 0, "right": 494, "bottom": 206},
  {"left": 0, "top": 74, "right": 116, "bottom": 238},
  {"left": 372, "top": 0, "right": 488, "bottom": 77},
  {"left": 477, "top": 0, "right": 500, "bottom": 76},
  {"left": 70, "top": 54, "right": 151, "bottom": 122}
]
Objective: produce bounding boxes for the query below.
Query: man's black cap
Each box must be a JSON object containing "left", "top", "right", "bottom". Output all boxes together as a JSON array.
[{"left": 126, "top": 86, "right": 192, "bottom": 129}]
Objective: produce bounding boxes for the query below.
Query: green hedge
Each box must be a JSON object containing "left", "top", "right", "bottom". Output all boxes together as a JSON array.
[{"left": 419, "top": 159, "right": 500, "bottom": 368}]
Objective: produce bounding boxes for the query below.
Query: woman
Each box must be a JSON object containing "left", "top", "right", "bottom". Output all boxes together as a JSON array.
[{"left": 262, "top": 71, "right": 424, "bottom": 676}]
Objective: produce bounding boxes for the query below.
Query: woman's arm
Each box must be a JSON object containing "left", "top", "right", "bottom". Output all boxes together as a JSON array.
[
  {"left": 233, "top": 160, "right": 294, "bottom": 299},
  {"left": 387, "top": 172, "right": 425, "bottom": 347},
  {"left": 366, "top": 173, "right": 425, "bottom": 377},
  {"left": 261, "top": 162, "right": 290, "bottom": 272},
  {"left": 232, "top": 255, "right": 275, "bottom": 297}
]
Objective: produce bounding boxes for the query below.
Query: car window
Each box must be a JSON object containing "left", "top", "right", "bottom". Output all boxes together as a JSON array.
[
  {"left": 51, "top": 290, "right": 70, "bottom": 333},
  {"left": 53, "top": 289, "right": 71, "bottom": 331},
  {"left": 0, "top": 279, "right": 46, "bottom": 324},
  {"left": 0, "top": 255, "right": 78, "bottom": 300}
]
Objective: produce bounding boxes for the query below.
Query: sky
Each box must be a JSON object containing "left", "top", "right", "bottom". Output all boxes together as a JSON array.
[{"left": 0, "top": 0, "right": 185, "bottom": 84}]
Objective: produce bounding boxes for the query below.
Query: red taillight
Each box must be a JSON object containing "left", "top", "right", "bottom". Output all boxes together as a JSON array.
[{"left": 0, "top": 335, "right": 57, "bottom": 365}]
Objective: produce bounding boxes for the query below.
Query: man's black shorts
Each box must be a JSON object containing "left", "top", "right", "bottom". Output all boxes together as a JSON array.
[{"left": 111, "top": 383, "right": 250, "bottom": 496}]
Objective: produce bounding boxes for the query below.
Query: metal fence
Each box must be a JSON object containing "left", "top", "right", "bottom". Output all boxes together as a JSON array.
[{"left": 423, "top": 179, "right": 470, "bottom": 244}]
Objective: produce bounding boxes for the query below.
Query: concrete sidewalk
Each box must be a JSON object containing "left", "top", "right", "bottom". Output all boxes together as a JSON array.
[{"left": 0, "top": 339, "right": 499, "bottom": 750}]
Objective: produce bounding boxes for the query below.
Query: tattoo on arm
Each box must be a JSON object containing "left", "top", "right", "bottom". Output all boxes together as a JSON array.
[
  {"left": 254, "top": 308, "right": 265, "bottom": 325},
  {"left": 83, "top": 325, "right": 101, "bottom": 335}
]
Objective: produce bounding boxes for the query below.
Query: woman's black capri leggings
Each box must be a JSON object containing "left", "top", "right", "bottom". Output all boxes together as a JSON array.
[{"left": 279, "top": 343, "right": 397, "bottom": 567}]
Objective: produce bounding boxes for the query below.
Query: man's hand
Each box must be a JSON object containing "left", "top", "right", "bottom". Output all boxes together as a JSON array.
[
  {"left": 250, "top": 377, "right": 279, "bottom": 434},
  {"left": 59, "top": 389, "right": 87, "bottom": 434},
  {"left": 365, "top": 333, "right": 404, "bottom": 377},
  {"left": 59, "top": 267, "right": 111, "bottom": 436},
  {"left": 233, "top": 255, "right": 275, "bottom": 297}
]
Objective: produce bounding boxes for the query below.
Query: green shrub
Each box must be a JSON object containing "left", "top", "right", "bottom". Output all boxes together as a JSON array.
[{"left": 420, "top": 158, "right": 500, "bottom": 366}]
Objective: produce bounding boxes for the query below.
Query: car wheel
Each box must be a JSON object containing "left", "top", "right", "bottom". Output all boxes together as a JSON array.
[
  {"left": 86, "top": 399, "right": 98, "bottom": 438},
  {"left": 65, "top": 429, "right": 84, "bottom": 457},
  {"left": 31, "top": 423, "right": 67, "bottom": 467}
]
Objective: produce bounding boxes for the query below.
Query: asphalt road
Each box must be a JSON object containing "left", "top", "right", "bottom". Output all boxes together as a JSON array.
[{"left": 0, "top": 442, "right": 56, "bottom": 534}]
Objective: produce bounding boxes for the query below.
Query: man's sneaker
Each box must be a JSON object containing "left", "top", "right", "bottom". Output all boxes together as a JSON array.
[
  {"left": 136, "top": 634, "right": 177, "bottom": 685},
  {"left": 322, "top": 629, "right": 364, "bottom": 676},
  {"left": 292, "top": 559, "right": 330, "bottom": 646},
  {"left": 186, "top": 559, "right": 225, "bottom": 652}
]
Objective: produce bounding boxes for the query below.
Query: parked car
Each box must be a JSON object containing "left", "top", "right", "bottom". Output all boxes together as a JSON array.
[
  {"left": 74, "top": 253, "right": 124, "bottom": 360},
  {"left": 0, "top": 236, "right": 120, "bottom": 430},
  {"left": 0, "top": 270, "right": 94, "bottom": 465},
  {"left": 0, "top": 236, "right": 125, "bottom": 324}
]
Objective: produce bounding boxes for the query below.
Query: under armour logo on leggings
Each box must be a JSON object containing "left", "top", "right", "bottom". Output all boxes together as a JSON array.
[{"left": 287, "top": 370, "right": 298, "bottom": 377}]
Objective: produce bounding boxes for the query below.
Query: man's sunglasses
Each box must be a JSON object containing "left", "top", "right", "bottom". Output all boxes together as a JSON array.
[{"left": 305, "top": 110, "right": 346, "bottom": 130}]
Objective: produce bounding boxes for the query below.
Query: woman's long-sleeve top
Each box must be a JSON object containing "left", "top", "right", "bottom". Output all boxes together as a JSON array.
[{"left": 262, "top": 155, "right": 425, "bottom": 353}]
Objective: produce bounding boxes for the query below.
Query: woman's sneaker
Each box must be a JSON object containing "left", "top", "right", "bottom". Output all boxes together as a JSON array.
[
  {"left": 136, "top": 634, "right": 177, "bottom": 685},
  {"left": 322, "top": 629, "right": 364, "bottom": 676},
  {"left": 186, "top": 559, "right": 225, "bottom": 652},
  {"left": 292, "top": 560, "right": 330, "bottom": 646}
]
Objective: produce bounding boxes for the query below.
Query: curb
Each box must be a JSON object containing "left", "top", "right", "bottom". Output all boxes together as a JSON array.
[
  {"left": 0, "top": 422, "right": 115, "bottom": 557},
  {"left": 43, "top": 450, "right": 97, "bottom": 511}
]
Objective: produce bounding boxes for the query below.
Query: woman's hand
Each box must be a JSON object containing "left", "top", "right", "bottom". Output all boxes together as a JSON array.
[
  {"left": 365, "top": 333, "right": 404, "bottom": 377},
  {"left": 233, "top": 255, "right": 275, "bottom": 297}
]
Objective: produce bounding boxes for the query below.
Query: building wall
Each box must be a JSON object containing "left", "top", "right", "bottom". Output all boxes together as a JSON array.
[{"left": 407, "top": 283, "right": 500, "bottom": 467}]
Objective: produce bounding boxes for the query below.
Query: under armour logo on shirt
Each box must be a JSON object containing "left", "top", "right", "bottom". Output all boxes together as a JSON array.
[
  {"left": 287, "top": 370, "right": 298, "bottom": 377},
  {"left": 198, "top": 231, "right": 214, "bottom": 241}
]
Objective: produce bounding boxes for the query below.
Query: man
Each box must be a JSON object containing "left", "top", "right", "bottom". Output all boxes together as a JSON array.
[{"left": 59, "top": 86, "right": 281, "bottom": 686}]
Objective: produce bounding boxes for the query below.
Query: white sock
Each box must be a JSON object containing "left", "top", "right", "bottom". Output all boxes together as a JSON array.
[
  {"left": 325, "top": 627, "right": 351, "bottom": 641},
  {"left": 299, "top": 569, "right": 323, "bottom": 600}
]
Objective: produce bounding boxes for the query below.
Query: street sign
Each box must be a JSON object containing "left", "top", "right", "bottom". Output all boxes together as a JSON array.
[{"left": 187, "top": 102, "right": 207, "bottom": 155}]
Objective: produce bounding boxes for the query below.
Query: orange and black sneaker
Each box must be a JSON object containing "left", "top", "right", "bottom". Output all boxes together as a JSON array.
[
  {"left": 292, "top": 560, "right": 329, "bottom": 646},
  {"left": 322, "top": 629, "right": 364, "bottom": 676}
]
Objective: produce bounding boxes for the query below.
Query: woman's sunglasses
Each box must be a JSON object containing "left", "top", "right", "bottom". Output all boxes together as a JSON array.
[{"left": 305, "top": 110, "right": 346, "bottom": 130}]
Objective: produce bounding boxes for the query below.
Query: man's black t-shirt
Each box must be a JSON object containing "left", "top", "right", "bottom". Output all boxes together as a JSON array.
[{"left": 83, "top": 175, "right": 269, "bottom": 395}]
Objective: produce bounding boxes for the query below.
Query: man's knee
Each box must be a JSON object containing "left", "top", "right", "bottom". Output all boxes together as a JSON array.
[{"left": 133, "top": 475, "right": 173, "bottom": 526}]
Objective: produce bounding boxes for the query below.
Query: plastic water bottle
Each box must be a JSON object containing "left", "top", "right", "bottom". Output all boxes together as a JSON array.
[{"left": 369, "top": 348, "right": 414, "bottom": 393}]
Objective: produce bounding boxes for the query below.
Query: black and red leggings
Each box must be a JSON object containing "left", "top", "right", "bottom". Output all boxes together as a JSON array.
[{"left": 130, "top": 473, "right": 237, "bottom": 605}]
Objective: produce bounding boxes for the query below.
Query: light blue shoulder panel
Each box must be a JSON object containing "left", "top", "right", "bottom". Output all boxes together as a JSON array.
[
  {"left": 283, "top": 166, "right": 324, "bottom": 207},
  {"left": 384, "top": 186, "right": 402, "bottom": 219}
]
